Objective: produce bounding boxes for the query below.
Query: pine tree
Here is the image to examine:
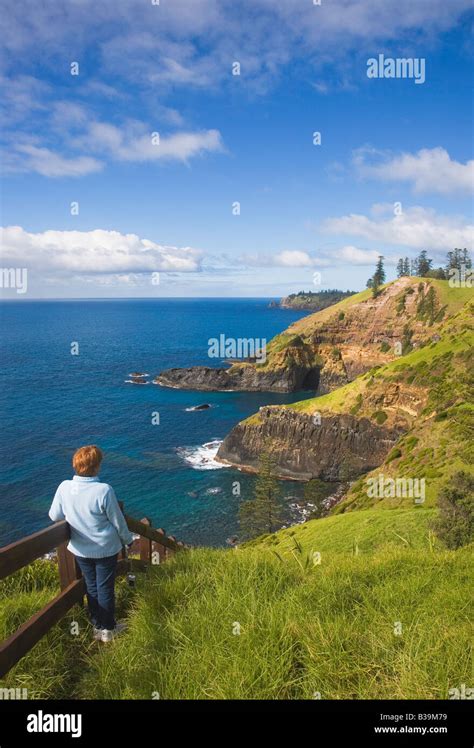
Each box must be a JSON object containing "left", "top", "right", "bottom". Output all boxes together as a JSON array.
[
  {"left": 239, "top": 452, "right": 283, "bottom": 539},
  {"left": 396, "top": 258, "right": 404, "bottom": 278},
  {"left": 373, "top": 255, "right": 386, "bottom": 285},
  {"left": 403, "top": 257, "right": 411, "bottom": 276},
  {"left": 459, "top": 248, "right": 472, "bottom": 269},
  {"left": 446, "top": 248, "right": 472, "bottom": 273},
  {"left": 445, "top": 250, "right": 455, "bottom": 273},
  {"left": 416, "top": 250, "right": 432, "bottom": 277}
]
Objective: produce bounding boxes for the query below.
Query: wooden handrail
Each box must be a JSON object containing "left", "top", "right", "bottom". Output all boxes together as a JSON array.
[
  {"left": 124, "top": 515, "right": 184, "bottom": 553},
  {"left": 0, "top": 521, "right": 69, "bottom": 580},
  {"left": 0, "top": 505, "right": 188, "bottom": 678},
  {"left": 0, "top": 579, "right": 84, "bottom": 679}
]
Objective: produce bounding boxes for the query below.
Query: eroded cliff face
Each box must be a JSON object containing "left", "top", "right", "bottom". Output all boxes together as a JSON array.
[
  {"left": 216, "top": 350, "right": 429, "bottom": 481},
  {"left": 216, "top": 406, "right": 404, "bottom": 481},
  {"left": 156, "top": 278, "right": 449, "bottom": 394}
]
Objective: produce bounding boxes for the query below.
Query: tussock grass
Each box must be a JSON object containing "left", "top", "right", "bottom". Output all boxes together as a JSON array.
[
  {"left": 250, "top": 507, "right": 437, "bottom": 556},
  {"left": 78, "top": 542, "right": 473, "bottom": 700},
  {"left": 1, "top": 511, "right": 471, "bottom": 700}
]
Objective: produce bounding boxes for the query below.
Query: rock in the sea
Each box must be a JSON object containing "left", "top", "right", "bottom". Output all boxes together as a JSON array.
[
  {"left": 155, "top": 361, "right": 319, "bottom": 393},
  {"left": 189, "top": 403, "right": 212, "bottom": 410}
]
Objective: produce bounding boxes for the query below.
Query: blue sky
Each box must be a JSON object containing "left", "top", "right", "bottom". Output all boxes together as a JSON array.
[{"left": 1, "top": 0, "right": 473, "bottom": 297}]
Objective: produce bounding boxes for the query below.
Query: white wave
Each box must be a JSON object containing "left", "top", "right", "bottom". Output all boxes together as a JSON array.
[
  {"left": 124, "top": 380, "right": 149, "bottom": 385},
  {"left": 176, "top": 440, "right": 229, "bottom": 470}
]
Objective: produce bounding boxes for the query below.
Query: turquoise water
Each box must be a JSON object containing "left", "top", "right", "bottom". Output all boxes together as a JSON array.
[{"left": 0, "top": 298, "right": 314, "bottom": 547}]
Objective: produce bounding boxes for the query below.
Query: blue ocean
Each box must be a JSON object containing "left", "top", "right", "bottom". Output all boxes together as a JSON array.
[{"left": 0, "top": 299, "right": 314, "bottom": 547}]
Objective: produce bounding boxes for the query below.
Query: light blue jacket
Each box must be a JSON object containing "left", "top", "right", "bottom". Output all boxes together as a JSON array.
[{"left": 48, "top": 476, "right": 134, "bottom": 558}]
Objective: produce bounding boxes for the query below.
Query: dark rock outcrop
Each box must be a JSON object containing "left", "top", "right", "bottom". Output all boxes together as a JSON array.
[
  {"left": 216, "top": 405, "right": 404, "bottom": 481},
  {"left": 155, "top": 363, "right": 320, "bottom": 393}
]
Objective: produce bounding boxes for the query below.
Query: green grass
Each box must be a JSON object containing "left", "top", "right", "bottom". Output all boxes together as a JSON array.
[
  {"left": 0, "top": 560, "right": 137, "bottom": 698},
  {"left": 78, "top": 542, "right": 472, "bottom": 700},
  {"left": 250, "top": 507, "right": 438, "bottom": 556},
  {"left": 2, "top": 509, "right": 472, "bottom": 700}
]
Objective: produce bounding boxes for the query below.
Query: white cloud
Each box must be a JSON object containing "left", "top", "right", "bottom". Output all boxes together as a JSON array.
[
  {"left": 275, "top": 250, "right": 318, "bottom": 267},
  {"left": 2, "top": 0, "right": 472, "bottom": 92},
  {"left": 4, "top": 118, "right": 224, "bottom": 176},
  {"left": 83, "top": 122, "right": 224, "bottom": 163},
  {"left": 238, "top": 250, "right": 330, "bottom": 268},
  {"left": 324, "top": 204, "right": 474, "bottom": 252},
  {"left": 336, "top": 245, "right": 382, "bottom": 265},
  {"left": 354, "top": 146, "right": 474, "bottom": 194},
  {"left": 14, "top": 145, "right": 103, "bottom": 177},
  {"left": 0, "top": 226, "right": 203, "bottom": 273}
]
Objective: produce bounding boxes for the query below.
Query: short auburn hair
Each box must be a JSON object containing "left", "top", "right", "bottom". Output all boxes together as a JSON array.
[{"left": 73, "top": 445, "right": 103, "bottom": 477}]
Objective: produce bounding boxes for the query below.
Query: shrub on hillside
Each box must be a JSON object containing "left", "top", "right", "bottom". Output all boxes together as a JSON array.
[{"left": 432, "top": 471, "right": 474, "bottom": 549}]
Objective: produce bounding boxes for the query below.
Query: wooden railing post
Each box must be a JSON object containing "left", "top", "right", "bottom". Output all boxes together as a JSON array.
[
  {"left": 139, "top": 518, "right": 152, "bottom": 563},
  {"left": 167, "top": 535, "right": 177, "bottom": 559},
  {"left": 0, "top": 508, "right": 189, "bottom": 678},
  {"left": 57, "top": 542, "right": 81, "bottom": 591},
  {"left": 154, "top": 528, "right": 168, "bottom": 563}
]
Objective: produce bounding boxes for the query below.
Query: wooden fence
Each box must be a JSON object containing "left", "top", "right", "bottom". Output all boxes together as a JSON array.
[{"left": 0, "top": 504, "right": 188, "bottom": 678}]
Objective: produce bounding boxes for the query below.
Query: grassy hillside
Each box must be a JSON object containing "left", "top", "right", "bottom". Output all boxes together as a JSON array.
[
  {"left": 237, "top": 297, "right": 473, "bottom": 507},
  {"left": 1, "top": 508, "right": 472, "bottom": 700},
  {"left": 247, "top": 507, "right": 437, "bottom": 555}
]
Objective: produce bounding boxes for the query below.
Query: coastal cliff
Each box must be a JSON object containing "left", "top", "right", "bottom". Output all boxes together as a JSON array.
[
  {"left": 217, "top": 297, "right": 473, "bottom": 496},
  {"left": 156, "top": 278, "right": 461, "bottom": 394},
  {"left": 217, "top": 405, "right": 404, "bottom": 480}
]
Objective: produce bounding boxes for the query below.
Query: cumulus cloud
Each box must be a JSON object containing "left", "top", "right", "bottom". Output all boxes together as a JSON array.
[
  {"left": 4, "top": 118, "right": 224, "bottom": 176},
  {"left": 0, "top": 226, "right": 203, "bottom": 273},
  {"left": 83, "top": 122, "right": 224, "bottom": 163},
  {"left": 323, "top": 204, "right": 474, "bottom": 251},
  {"left": 354, "top": 146, "right": 474, "bottom": 194},
  {"left": 1, "top": 1, "right": 471, "bottom": 177}
]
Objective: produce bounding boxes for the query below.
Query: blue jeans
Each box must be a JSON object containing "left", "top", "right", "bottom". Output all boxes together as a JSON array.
[{"left": 75, "top": 553, "right": 118, "bottom": 630}]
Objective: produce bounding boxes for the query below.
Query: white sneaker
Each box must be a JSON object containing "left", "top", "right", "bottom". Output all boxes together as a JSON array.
[
  {"left": 100, "top": 623, "right": 127, "bottom": 642},
  {"left": 93, "top": 627, "right": 103, "bottom": 641}
]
